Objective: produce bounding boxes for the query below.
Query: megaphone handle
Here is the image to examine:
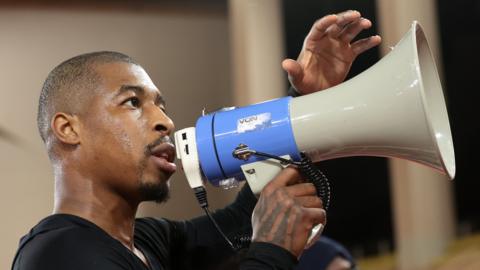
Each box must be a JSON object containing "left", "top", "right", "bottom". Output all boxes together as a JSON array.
[{"left": 233, "top": 146, "right": 331, "bottom": 248}]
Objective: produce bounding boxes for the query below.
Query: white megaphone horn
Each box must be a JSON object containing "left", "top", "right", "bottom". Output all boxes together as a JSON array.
[{"left": 174, "top": 21, "right": 456, "bottom": 196}]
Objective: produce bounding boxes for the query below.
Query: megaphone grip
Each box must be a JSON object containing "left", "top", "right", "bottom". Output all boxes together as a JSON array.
[
  {"left": 231, "top": 145, "right": 332, "bottom": 210},
  {"left": 297, "top": 154, "right": 331, "bottom": 211}
]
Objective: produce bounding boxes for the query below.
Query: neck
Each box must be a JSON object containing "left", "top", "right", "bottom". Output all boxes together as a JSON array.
[{"left": 53, "top": 165, "right": 139, "bottom": 250}]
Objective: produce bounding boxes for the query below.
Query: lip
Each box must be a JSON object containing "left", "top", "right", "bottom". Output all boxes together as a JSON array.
[
  {"left": 149, "top": 142, "right": 177, "bottom": 173},
  {"left": 150, "top": 142, "right": 176, "bottom": 162}
]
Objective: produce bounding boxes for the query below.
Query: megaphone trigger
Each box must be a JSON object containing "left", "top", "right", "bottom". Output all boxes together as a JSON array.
[{"left": 232, "top": 145, "right": 332, "bottom": 211}]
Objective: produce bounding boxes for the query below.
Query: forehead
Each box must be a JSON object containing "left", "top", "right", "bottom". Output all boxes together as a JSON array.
[{"left": 94, "top": 62, "right": 161, "bottom": 96}]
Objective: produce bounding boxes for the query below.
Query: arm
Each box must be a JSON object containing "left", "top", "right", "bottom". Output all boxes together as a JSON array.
[{"left": 167, "top": 168, "right": 324, "bottom": 270}]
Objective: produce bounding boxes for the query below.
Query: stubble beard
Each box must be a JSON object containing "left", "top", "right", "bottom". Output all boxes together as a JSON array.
[
  {"left": 138, "top": 178, "right": 170, "bottom": 203},
  {"left": 137, "top": 156, "right": 171, "bottom": 204},
  {"left": 137, "top": 136, "right": 174, "bottom": 203}
]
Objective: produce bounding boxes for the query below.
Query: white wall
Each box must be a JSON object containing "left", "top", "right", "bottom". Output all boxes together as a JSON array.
[{"left": 0, "top": 7, "right": 235, "bottom": 268}]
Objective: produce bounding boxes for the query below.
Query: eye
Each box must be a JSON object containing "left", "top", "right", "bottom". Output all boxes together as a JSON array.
[
  {"left": 159, "top": 105, "right": 167, "bottom": 114},
  {"left": 123, "top": 97, "right": 141, "bottom": 108}
]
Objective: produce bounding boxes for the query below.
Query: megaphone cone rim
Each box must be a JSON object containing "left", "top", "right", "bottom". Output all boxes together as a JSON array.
[{"left": 411, "top": 21, "right": 456, "bottom": 179}]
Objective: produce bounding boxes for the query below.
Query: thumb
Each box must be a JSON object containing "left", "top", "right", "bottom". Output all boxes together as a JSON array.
[{"left": 282, "top": 59, "right": 304, "bottom": 87}]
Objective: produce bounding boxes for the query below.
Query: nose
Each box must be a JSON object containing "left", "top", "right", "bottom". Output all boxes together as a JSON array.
[{"left": 149, "top": 106, "right": 175, "bottom": 136}]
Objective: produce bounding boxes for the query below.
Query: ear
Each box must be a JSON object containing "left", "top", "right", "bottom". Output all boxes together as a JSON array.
[{"left": 51, "top": 112, "right": 81, "bottom": 145}]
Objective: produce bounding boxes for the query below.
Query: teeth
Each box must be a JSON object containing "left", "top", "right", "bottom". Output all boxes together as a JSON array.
[{"left": 154, "top": 152, "right": 170, "bottom": 161}]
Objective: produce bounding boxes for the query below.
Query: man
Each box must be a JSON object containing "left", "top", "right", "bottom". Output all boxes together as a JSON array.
[{"left": 12, "top": 11, "right": 380, "bottom": 270}]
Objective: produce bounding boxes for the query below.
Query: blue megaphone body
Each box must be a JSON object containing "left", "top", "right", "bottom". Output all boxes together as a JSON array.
[{"left": 175, "top": 96, "right": 303, "bottom": 194}]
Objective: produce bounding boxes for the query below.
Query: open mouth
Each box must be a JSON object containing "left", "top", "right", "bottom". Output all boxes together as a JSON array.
[{"left": 149, "top": 142, "right": 177, "bottom": 173}]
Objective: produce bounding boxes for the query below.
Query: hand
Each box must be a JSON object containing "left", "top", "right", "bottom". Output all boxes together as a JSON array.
[
  {"left": 251, "top": 167, "right": 326, "bottom": 257},
  {"left": 282, "top": 10, "right": 382, "bottom": 94}
]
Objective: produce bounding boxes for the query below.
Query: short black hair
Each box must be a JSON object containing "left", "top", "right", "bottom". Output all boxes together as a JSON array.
[{"left": 37, "top": 51, "right": 137, "bottom": 143}]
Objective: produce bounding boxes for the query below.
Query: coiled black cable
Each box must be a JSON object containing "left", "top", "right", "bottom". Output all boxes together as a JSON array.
[{"left": 297, "top": 153, "right": 331, "bottom": 211}]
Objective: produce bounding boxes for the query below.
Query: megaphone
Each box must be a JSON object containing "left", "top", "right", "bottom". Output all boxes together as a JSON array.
[{"left": 174, "top": 21, "right": 456, "bottom": 197}]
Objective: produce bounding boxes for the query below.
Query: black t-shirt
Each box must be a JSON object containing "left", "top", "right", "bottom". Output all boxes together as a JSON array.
[{"left": 12, "top": 185, "right": 297, "bottom": 270}]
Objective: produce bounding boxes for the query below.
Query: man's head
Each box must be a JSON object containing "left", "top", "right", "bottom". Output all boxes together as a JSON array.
[{"left": 38, "top": 51, "right": 176, "bottom": 204}]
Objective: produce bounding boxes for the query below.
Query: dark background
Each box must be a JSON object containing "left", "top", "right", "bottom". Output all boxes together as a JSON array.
[
  {"left": 283, "top": 0, "right": 480, "bottom": 256},
  {"left": 437, "top": 0, "right": 480, "bottom": 234}
]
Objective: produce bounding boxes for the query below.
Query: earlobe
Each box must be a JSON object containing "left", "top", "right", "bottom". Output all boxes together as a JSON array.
[{"left": 51, "top": 112, "right": 81, "bottom": 145}]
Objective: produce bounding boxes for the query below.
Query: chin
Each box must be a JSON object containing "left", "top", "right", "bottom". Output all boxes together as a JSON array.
[{"left": 138, "top": 179, "right": 170, "bottom": 203}]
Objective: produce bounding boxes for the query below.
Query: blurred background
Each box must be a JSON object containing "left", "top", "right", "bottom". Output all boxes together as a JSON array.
[{"left": 0, "top": 0, "right": 478, "bottom": 269}]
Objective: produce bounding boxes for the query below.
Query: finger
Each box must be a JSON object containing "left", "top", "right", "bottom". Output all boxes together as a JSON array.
[
  {"left": 339, "top": 17, "right": 372, "bottom": 43},
  {"left": 326, "top": 23, "right": 343, "bottom": 38},
  {"left": 286, "top": 183, "right": 317, "bottom": 197},
  {"left": 303, "top": 207, "right": 327, "bottom": 227},
  {"left": 351, "top": 35, "right": 382, "bottom": 56},
  {"left": 326, "top": 10, "right": 361, "bottom": 38},
  {"left": 306, "top": 14, "right": 338, "bottom": 41},
  {"left": 266, "top": 167, "right": 303, "bottom": 189},
  {"left": 336, "top": 10, "right": 362, "bottom": 28},
  {"left": 295, "top": 195, "right": 323, "bottom": 208},
  {"left": 282, "top": 58, "right": 304, "bottom": 86}
]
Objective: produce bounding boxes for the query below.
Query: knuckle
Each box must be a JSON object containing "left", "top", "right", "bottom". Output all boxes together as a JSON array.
[
  {"left": 304, "top": 223, "right": 313, "bottom": 231},
  {"left": 306, "top": 183, "right": 317, "bottom": 193},
  {"left": 274, "top": 188, "right": 287, "bottom": 199},
  {"left": 302, "top": 211, "right": 312, "bottom": 222},
  {"left": 284, "top": 166, "right": 299, "bottom": 176},
  {"left": 318, "top": 209, "right": 327, "bottom": 224},
  {"left": 321, "top": 209, "right": 327, "bottom": 219},
  {"left": 291, "top": 204, "right": 302, "bottom": 215},
  {"left": 314, "top": 196, "right": 324, "bottom": 207},
  {"left": 262, "top": 185, "right": 275, "bottom": 196},
  {"left": 282, "top": 197, "right": 295, "bottom": 208},
  {"left": 314, "top": 18, "right": 323, "bottom": 26}
]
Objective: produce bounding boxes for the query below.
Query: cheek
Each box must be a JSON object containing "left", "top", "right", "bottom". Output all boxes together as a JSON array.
[
  {"left": 113, "top": 126, "right": 134, "bottom": 153},
  {"left": 106, "top": 118, "right": 146, "bottom": 160},
  {"left": 85, "top": 111, "right": 146, "bottom": 164}
]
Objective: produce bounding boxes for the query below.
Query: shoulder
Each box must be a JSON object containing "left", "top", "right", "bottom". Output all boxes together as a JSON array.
[{"left": 13, "top": 214, "right": 131, "bottom": 270}]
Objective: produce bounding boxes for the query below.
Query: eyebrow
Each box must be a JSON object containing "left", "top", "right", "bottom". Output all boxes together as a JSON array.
[{"left": 116, "top": 84, "right": 166, "bottom": 106}]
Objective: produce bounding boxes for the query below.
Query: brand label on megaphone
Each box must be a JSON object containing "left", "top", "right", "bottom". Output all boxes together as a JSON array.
[{"left": 237, "top": 112, "right": 272, "bottom": 133}]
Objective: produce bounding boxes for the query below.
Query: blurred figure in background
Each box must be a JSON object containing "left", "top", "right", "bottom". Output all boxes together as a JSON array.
[{"left": 297, "top": 237, "right": 356, "bottom": 270}]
